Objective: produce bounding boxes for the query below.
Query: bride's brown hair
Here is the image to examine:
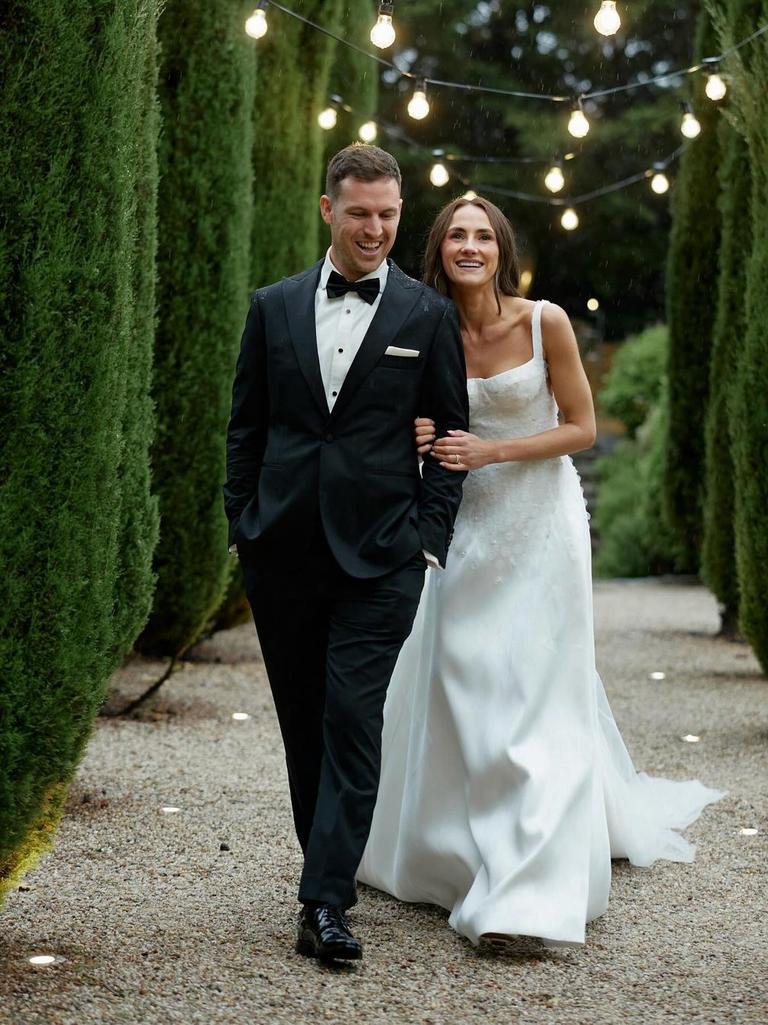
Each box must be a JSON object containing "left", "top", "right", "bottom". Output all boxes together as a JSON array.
[{"left": 422, "top": 196, "right": 521, "bottom": 315}]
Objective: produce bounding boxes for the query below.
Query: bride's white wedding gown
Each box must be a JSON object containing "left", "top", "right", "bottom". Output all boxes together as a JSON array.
[{"left": 357, "top": 300, "right": 724, "bottom": 946}]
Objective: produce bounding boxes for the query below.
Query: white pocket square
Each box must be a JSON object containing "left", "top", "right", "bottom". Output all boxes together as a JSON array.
[{"left": 384, "top": 345, "right": 420, "bottom": 357}]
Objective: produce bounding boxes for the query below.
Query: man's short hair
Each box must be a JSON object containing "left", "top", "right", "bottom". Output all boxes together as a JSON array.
[{"left": 325, "top": 144, "right": 402, "bottom": 201}]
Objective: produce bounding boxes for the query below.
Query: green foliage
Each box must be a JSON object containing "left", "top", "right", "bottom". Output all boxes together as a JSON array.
[
  {"left": 139, "top": 0, "right": 257, "bottom": 656},
  {"left": 323, "top": 1, "right": 378, "bottom": 158},
  {"left": 0, "top": 0, "right": 160, "bottom": 900},
  {"left": 662, "top": 6, "right": 723, "bottom": 571},
  {"left": 594, "top": 334, "right": 683, "bottom": 577},
  {"left": 713, "top": 0, "right": 768, "bottom": 670},
  {"left": 250, "top": 0, "right": 344, "bottom": 287},
  {"left": 700, "top": 122, "right": 751, "bottom": 621},
  {"left": 599, "top": 324, "right": 668, "bottom": 438}
]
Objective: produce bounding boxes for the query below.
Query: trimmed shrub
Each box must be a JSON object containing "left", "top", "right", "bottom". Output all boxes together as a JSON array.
[
  {"left": 139, "top": 1, "right": 257, "bottom": 656},
  {"left": 599, "top": 324, "right": 667, "bottom": 439},
  {"left": 700, "top": 123, "right": 751, "bottom": 631},
  {"left": 595, "top": 329, "right": 683, "bottom": 577},
  {"left": 713, "top": 0, "right": 768, "bottom": 670},
  {"left": 0, "top": 0, "right": 160, "bottom": 900},
  {"left": 663, "top": 6, "right": 722, "bottom": 570}
]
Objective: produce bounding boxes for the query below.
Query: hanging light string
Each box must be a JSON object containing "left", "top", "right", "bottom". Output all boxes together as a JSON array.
[{"left": 252, "top": 0, "right": 768, "bottom": 107}]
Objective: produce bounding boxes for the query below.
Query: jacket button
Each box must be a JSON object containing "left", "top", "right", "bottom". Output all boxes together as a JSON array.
[{"left": 325, "top": 432, "right": 334, "bottom": 443}]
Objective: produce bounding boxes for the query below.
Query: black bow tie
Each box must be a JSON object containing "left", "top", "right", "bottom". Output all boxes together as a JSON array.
[{"left": 326, "top": 270, "right": 380, "bottom": 305}]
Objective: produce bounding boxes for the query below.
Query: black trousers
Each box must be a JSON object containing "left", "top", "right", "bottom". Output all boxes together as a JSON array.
[{"left": 241, "top": 530, "right": 426, "bottom": 909}]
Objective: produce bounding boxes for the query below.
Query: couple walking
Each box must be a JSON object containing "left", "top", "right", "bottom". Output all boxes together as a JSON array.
[{"left": 223, "top": 145, "right": 722, "bottom": 962}]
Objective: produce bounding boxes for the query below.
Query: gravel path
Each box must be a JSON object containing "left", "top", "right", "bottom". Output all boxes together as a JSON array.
[{"left": 1, "top": 579, "right": 765, "bottom": 1025}]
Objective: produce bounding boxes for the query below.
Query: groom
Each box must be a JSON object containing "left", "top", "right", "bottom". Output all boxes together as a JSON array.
[{"left": 224, "top": 145, "right": 468, "bottom": 961}]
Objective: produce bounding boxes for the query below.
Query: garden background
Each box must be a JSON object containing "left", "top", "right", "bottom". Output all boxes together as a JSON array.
[{"left": 1, "top": 0, "right": 766, "bottom": 951}]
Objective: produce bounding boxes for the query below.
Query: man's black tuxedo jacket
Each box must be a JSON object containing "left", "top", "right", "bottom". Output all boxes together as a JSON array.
[{"left": 223, "top": 259, "right": 469, "bottom": 578}]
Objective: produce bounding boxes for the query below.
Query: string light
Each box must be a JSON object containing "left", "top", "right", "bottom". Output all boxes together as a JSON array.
[
  {"left": 561, "top": 208, "right": 579, "bottom": 231},
  {"left": 408, "top": 79, "right": 430, "bottom": 120},
  {"left": 650, "top": 170, "right": 670, "bottom": 194},
  {"left": 544, "top": 164, "right": 565, "bottom": 193},
  {"left": 245, "top": 2, "right": 268, "bottom": 39},
  {"left": 318, "top": 106, "right": 338, "bottom": 130},
  {"left": 680, "top": 103, "right": 701, "bottom": 139},
  {"left": 568, "top": 103, "right": 590, "bottom": 139},
  {"left": 358, "top": 120, "right": 378, "bottom": 142},
  {"left": 429, "top": 162, "right": 450, "bottom": 187},
  {"left": 462, "top": 190, "right": 478, "bottom": 200},
  {"left": 587, "top": 297, "right": 600, "bottom": 311},
  {"left": 705, "top": 71, "right": 727, "bottom": 101},
  {"left": 370, "top": 1, "right": 396, "bottom": 49},
  {"left": 594, "top": 1, "right": 621, "bottom": 36}
]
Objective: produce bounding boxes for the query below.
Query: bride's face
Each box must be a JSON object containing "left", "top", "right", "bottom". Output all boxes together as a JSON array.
[{"left": 440, "top": 205, "right": 499, "bottom": 289}]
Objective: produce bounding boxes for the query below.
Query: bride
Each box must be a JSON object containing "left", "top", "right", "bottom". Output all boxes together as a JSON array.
[{"left": 357, "top": 196, "right": 724, "bottom": 946}]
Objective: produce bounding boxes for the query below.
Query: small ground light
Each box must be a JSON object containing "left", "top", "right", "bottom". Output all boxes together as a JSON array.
[
  {"left": 29, "top": 955, "right": 57, "bottom": 966},
  {"left": 649, "top": 671, "right": 666, "bottom": 680},
  {"left": 161, "top": 806, "right": 181, "bottom": 814},
  {"left": 232, "top": 712, "right": 251, "bottom": 721},
  {"left": 739, "top": 828, "right": 759, "bottom": 836},
  {"left": 681, "top": 734, "right": 701, "bottom": 743},
  {"left": 587, "top": 298, "right": 600, "bottom": 312}
]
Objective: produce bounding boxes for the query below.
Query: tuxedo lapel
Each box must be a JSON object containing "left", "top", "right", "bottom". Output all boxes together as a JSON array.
[
  {"left": 282, "top": 262, "right": 329, "bottom": 419},
  {"left": 330, "top": 264, "right": 421, "bottom": 421}
]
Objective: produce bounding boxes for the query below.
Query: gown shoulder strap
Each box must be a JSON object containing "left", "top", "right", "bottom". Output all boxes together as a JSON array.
[{"left": 532, "top": 299, "right": 547, "bottom": 362}]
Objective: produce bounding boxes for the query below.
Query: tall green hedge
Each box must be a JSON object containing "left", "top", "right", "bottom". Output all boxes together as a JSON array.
[
  {"left": 250, "top": 0, "right": 345, "bottom": 288},
  {"left": 714, "top": 0, "right": 768, "bottom": 670},
  {"left": 138, "top": 1, "right": 257, "bottom": 656},
  {"left": 663, "top": 7, "right": 723, "bottom": 570},
  {"left": 0, "top": 0, "right": 160, "bottom": 901},
  {"left": 700, "top": 122, "right": 751, "bottom": 633}
]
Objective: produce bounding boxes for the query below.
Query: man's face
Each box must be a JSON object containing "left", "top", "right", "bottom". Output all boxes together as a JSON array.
[{"left": 320, "top": 176, "right": 402, "bottom": 280}]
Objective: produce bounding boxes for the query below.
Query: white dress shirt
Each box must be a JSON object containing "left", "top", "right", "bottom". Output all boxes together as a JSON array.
[{"left": 315, "top": 249, "right": 389, "bottom": 410}]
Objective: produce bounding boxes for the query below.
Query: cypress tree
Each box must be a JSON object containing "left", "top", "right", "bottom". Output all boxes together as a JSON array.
[
  {"left": 713, "top": 0, "right": 768, "bottom": 670},
  {"left": 662, "top": 7, "right": 722, "bottom": 570},
  {"left": 250, "top": 0, "right": 345, "bottom": 288},
  {"left": 139, "top": 1, "right": 257, "bottom": 656},
  {"left": 0, "top": 0, "right": 160, "bottom": 900},
  {"left": 700, "top": 122, "right": 751, "bottom": 635}
]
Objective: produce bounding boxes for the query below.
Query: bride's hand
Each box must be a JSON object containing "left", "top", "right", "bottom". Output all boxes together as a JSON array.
[
  {"left": 431, "top": 430, "right": 495, "bottom": 471},
  {"left": 414, "top": 417, "right": 436, "bottom": 455}
]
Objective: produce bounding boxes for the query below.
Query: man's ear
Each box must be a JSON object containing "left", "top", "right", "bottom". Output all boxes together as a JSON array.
[{"left": 319, "top": 195, "right": 333, "bottom": 225}]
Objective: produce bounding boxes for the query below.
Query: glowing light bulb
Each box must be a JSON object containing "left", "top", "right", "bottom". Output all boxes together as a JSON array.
[
  {"left": 587, "top": 298, "right": 600, "bottom": 312},
  {"left": 245, "top": 7, "right": 268, "bottom": 39},
  {"left": 519, "top": 269, "right": 533, "bottom": 292},
  {"left": 705, "top": 73, "right": 727, "bottom": 101},
  {"left": 430, "top": 162, "right": 449, "bottom": 187},
  {"left": 358, "top": 120, "right": 378, "bottom": 143},
  {"left": 370, "top": 14, "right": 396, "bottom": 49},
  {"left": 568, "top": 107, "right": 590, "bottom": 139},
  {"left": 561, "top": 208, "right": 579, "bottom": 231},
  {"left": 651, "top": 172, "right": 670, "bottom": 194},
  {"left": 408, "top": 82, "right": 430, "bottom": 120},
  {"left": 681, "top": 111, "right": 701, "bottom": 139},
  {"left": 594, "top": 1, "right": 621, "bottom": 36},
  {"left": 544, "top": 165, "right": 565, "bottom": 193},
  {"left": 462, "top": 190, "right": 478, "bottom": 200},
  {"left": 318, "top": 107, "right": 338, "bottom": 130}
]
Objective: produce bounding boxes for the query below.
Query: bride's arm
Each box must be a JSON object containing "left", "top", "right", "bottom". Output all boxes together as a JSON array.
[{"left": 432, "top": 303, "right": 596, "bottom": 471}]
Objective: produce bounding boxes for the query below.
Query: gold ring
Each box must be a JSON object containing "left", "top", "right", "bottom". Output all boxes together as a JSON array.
[{"left": 453, "top": 454, "right": 460, "bottom": 465}]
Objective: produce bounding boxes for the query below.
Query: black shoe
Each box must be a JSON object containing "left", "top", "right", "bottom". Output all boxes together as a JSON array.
[{"left": 296, "top": 903, "right": 363, "bottom": 962}]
